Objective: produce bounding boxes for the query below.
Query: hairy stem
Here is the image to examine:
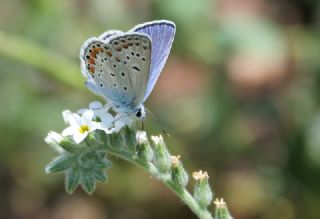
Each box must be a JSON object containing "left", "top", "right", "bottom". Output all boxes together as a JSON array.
[{"left": 106, "top": 147, "right": 214, "bottom": 219}]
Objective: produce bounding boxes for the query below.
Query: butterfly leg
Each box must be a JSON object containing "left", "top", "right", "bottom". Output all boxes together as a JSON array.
[{"left": 139, "top": 121, "right": 145, "bottom": 131}]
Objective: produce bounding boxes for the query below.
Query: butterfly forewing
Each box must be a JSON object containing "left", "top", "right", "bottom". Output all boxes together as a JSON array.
[
  {"left": 132, "top": 21, "right": 175, "bottom": 101},
  {"left": 81, "top": 33, "right": 152, "bottom": 111}
]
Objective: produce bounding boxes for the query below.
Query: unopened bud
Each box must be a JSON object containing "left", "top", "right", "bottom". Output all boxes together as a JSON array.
[
  {"left": 193, "top": 170, "right": 213, "bottom": 209},
  {"left": 214, "top": 198, "right": 233, "bottom": 219},
  {"left": 45, "top": 131, "right": 78, "bottom": 153},
  {"left": 151, "top": 135, "right": 171, "bottom": 174},
  {"left": 45, "top": 131, "right": 63, "bottom": 150},
  {"left": 171, "top": 155, "right": 188, "bottom": 187},
  {"left": 136, "top": 131, "right": 153, "bottom": 162},
  {"left": 124, "top": 126, "right": 137, "bottom": 152},
  {"left": 108, "top": 132, "right": 124, "bottom": 148}
]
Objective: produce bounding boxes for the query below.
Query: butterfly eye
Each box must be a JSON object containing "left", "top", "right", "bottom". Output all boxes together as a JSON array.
[{"left": 136, "top": 109, "right": 142, "bottom": 118}]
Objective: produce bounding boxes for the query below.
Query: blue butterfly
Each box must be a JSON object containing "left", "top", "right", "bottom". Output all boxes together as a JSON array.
[{"left": 80, "top": 20, "right": 176, "bottom": 120}]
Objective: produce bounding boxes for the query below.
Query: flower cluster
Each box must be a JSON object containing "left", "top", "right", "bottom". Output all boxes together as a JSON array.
[
  {"left": 44, "top": 101, "right": 135, "bottom": 194},
  {"left": 44, "top": 101, "right": 233, "bottom": 219},
  {"left": 46, "top": 101, "right": 134, "bottom": 145}
]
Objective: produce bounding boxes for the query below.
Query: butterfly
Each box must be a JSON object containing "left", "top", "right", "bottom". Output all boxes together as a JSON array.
[{"left": 80, "top": 20, "right": 176, "bottom": 120}]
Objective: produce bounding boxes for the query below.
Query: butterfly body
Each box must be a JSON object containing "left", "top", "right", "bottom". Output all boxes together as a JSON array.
[{"left": 80, "top": 20, "right": 175, "bottom": 120}]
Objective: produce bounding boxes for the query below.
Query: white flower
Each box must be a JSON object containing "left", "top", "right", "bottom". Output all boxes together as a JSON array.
[
  {"left": 77, "top": 101, "right": 135, "bottom": 135},
  {"left": 79, "top": 101, "right": 114, "bottom": 129},
  {"left": 136, "top": 131, "right": 148, "bottom": 144},
  {"left": 62, "top": 110, "right": 100, "bottom": 144},
  {"left": 104, "top": 114, "right": 134, "bottom": 133},
  {"left": 45, "top": 131, "right": 64, "bottom": 153}
]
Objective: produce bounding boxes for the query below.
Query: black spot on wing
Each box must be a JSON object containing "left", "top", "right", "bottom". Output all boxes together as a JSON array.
[{"left": 132, "top": 65, "right": 140, "bottom": 71}]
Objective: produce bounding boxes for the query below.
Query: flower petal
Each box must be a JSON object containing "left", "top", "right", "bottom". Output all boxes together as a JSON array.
[
  {"left": 45, "top": 131, "right": 63, "bottom": 144},
  {"left": 63, "top": 110, "right": 81, "bottom": 127},
  {"left": 81, "top": 110, "right": 94, "bottom": 124},
  {"left": 77, "top": 108, "right": 87, "bottom": 115},
  {"left": 62, "top": 127, "right": 75, "bottom": 137},
  {"left": 73, "top": 132, "right": 87, "bottom": 144},
  {"left": 100, "top": 113, "right": 114, "bottom": 128},
  {"left": 88, "top": 121, "right": 101, "bottom": 131},
  {"left": 112, "top": 120, "right": 126, "bottom": 132},
  {"left": 89, "top": 101, "right": 103, "bottom": 109}
]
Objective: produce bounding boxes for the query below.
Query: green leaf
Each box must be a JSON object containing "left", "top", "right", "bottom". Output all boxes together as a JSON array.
[
  {"left": 96, "top": 158, "right": 112, "bottom": 169},
  {"left": 65, "top": 168, "right": 81, "bottom": 194},
  {"left": 45, "top": 154, "right": 74, "bottom": 173},
  {"left": 108, "top": 133, "right": 124, "bottom": 148},
  {"left": 80, "top": 173, "right": 96, "bottom": 195},
  {"left": 94, "top": 170, "right": 107, "bottom": 182},
  {"left": 59, "top": 139, "right": 80, "bottom": 153}
]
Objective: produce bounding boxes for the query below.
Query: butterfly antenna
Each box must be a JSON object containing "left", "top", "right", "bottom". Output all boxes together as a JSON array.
[{"left": 145, "top": 108, "right": 170, "bottom": 138}]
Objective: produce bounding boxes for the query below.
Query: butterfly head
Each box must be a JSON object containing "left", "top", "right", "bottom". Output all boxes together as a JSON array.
[{"left": 135, "top": 105, "right": 147, "bottom": 120}]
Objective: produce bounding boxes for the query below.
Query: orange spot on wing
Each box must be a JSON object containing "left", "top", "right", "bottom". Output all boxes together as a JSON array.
[
  {"left": 106, "top": 51, "right": 112, "bottom": 57},
  {"left": 90, "top": 48, "right": 103, "bottom": 58},
  {"left": 89, "top": 58, "right": 95, "bottom": 64},
  {"left": 89, "top": 66, "right": 95, "bottom": 74}
]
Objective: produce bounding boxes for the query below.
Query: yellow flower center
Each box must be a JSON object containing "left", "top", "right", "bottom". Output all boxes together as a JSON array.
[{"left": 79, "top": 125, "right": 89, "bottom": 134}]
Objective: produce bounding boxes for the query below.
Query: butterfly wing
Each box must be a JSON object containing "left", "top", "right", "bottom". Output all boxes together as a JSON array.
[
  {"left": 131, "top": 20, "right": 176, "bottom": 101},
  {"left": 80, "top": 33, "right": 152, "bottom": 112},
  {"left": 99, "top": 30, "right": 123, "bottom": 40}
]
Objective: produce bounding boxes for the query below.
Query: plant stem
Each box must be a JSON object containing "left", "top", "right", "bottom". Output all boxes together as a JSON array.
[{"left": 106, "top": 148, "right": 214, "bottom": 219}]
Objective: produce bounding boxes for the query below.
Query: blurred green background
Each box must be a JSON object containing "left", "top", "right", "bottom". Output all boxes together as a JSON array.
[{"left": 1, "top": 0, "right": 320, "bottom": 218}]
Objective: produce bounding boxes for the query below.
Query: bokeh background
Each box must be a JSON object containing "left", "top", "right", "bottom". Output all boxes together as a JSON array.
[{"left": 1, "top": 0, "right": 320, "bottom": 219}]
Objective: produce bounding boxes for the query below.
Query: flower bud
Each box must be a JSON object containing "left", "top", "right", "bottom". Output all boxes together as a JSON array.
[
  {"left": 85, "top": 132, "right": 97, "bottom": 146},
  {"left": 171, "top": 155, "right": 189, "bottom": 187},
  {"left": 214, "top": 198, "right": 233, "bottom": 219},
  {"left": 45, "top": 131, "right": 78, "bottom": 153},
  {"left": 136, "top": 131, "right": 153, "bottom": 162},
  {"left": 59, "top": 138, "right": 80, "bottom": 153},
  {"left": 108, "top": 132, "right": 124, "bottom": 148},
  {"left": 45, "top": 131, "right": 64, "bottom": 152},
  {"left": 193, "top": 170, "right": 213, "bottom": 209},
  {"left": 124, "top": 126, "right": 137, "bottom": 152},
  {"left": 151, "top": 135, "right": 171, "bottom": 174}
]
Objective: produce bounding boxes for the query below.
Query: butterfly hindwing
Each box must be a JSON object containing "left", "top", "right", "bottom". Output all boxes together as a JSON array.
[
  {"left": 99, "top": 30, "right": 123, "bottom": 40},
  {"left": 81, "top": 33, "right": 152, "bottom": 111},
  {"left": 131, "top": 20, "right": 176, "bottom": 101}
]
